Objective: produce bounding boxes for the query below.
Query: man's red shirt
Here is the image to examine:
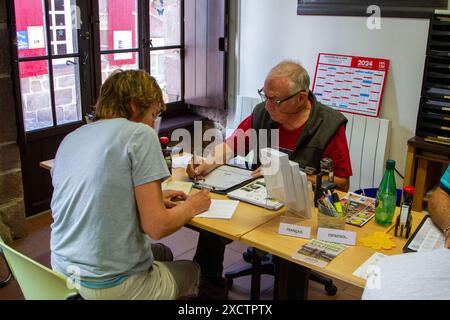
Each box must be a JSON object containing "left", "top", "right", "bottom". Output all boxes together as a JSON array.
[{"left": 226, "top": 115, "right": 353, "bottom": 178}]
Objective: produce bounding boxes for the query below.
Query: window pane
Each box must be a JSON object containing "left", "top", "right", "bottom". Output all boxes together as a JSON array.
[
  {"left": 54, "top": 0, "right": 65, "bottom": 11},
  {"left": 99, "top": 0, "right": 138, "bottom": 52},
  {"left": 49, "top": 0, "right": 79, "bottom": 55},
  {"left": 15, "top": 0, "right": 48, "bottom": 58},
  {"left": 101, "top": 53, "right": 140, "bottom": 84},
  {"left": 150, "top": 0, "right": 181, "bottom": 47},
  {"left": 19, "top": 61, "right": 53, "bottom": 131},
  {"left": 151, "top": 49, "right": 181, "bottom": 103},
  {"left": 53, "top": 58, "right": 82, "bottom": 125}
]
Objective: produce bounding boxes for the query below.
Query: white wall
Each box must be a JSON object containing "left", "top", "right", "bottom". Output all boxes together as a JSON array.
[{"left": 234, "top": 0, "right": 430, "bottom": 185}]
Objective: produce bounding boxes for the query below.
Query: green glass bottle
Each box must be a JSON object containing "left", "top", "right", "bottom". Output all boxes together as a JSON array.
[{"left": 375, "top": 160, "right": 397, "bottom": 226}]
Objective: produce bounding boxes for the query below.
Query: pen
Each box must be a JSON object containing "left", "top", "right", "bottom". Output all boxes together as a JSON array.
[
  {"left": 332, "top": 193, "right": 344, "bottom": 216},
  {"left": 322, "top": 196, "right": 336, "bottom": 211},
  {"left": 327, "top": 190, "right": 334, "bottom": 204}
]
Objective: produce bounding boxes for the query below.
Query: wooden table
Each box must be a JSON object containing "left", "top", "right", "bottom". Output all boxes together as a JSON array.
[
  {"left": 40, "top": 158, "right": 424, "bottom": 300},
  {"left": 40, "top": 159, "right": 284, "bottom": 241},
  {"left": 241, "top": 204, "right": 424, "bottom": 299},
  {"left": 170, "top": 168, "right": 284, "bottom": 240}
]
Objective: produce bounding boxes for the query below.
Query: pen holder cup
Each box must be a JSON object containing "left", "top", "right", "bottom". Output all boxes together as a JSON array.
[{"left": 317, "top": 200, "right": 346, "bottom": 230}]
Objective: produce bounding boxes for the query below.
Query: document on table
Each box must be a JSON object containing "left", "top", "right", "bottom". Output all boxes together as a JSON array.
[
  {"left": 194, "top": 165, "right": 254, "bottom": 191},
  {"left": 162, "top": 180, "right": 193, "bottom": 195},
  {"left": 195, "top": 200, "right": 240, "bottom": 220},
  {"left": 404, "top": 215, "right": 446, "bottom": 252},
  {"left": 352, "top": 252, "right": 387, "bottom": 280}
]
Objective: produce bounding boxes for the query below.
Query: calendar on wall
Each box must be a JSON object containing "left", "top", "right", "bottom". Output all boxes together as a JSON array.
[{"left": 312, "top": 53, "right": 390, "bottom": 118}]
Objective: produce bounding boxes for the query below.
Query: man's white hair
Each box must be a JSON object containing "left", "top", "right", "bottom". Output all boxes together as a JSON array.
[{"left": 267, "top": 60, "right": 310, "bottom": 94}]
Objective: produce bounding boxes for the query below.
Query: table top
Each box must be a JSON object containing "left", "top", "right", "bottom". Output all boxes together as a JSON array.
[
  {"left": 240, "top": 204, "right": 424, "bottom": 288},
  {"left": 171, "top": 168, "right": 284, "bottom": 240},
  {"left": 40, "top": 157, "right": 424, "bottom": 288},
  {"left": 40, "top": 159, "right": 54, "bottom": 171},
  {"left": 40, "top": 159, "right": 284, "bottom": 241}
]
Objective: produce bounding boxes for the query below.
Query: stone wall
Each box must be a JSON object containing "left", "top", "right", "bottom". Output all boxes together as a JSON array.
[
  {"left": 20, "top": 64, "right": 81, "bottom": 132},
  {"left": 0, "top": 0, "right": 27, "bottom": 244}
]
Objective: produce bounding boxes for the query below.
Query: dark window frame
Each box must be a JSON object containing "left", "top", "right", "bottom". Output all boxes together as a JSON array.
[
  {"left": 92, "top": 0, "right": 185, "bottom": 115},
  {"left": 297, "top": 0, "right": 448, "bottom": 18}
]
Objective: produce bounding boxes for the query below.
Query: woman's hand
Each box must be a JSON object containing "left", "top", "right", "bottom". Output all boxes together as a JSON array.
[
  {"left": 185, "top": 189, "right": 212, "bottom": 215},
  {"left": 162, "top": 190, "right": 187, "bottom": 208}
]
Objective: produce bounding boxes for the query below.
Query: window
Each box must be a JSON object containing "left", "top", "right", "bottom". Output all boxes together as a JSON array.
[
  {"left": 149, "top": 0, "right": 182, "bottom": 103},
  {"left": 98, "top": 0, "right": 139, "bottom": 83},
  {"left": 15, "top": 0, "right": 82, "bottom": 132},
  {"left": 13, "top": 0, "right": 185, "bottom": 133}
]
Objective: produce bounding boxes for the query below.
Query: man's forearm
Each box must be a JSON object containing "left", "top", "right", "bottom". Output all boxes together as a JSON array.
[
  {"left": 429, "top": 187, "right": 450, "bottom": 229},
  {"left": 429, "top": 187, "right": 450, "bottom": 234}
]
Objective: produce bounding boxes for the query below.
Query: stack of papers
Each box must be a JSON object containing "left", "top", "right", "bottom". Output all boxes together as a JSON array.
[{"left": 196, "top": 200, "right": 240, "bottom": 220}]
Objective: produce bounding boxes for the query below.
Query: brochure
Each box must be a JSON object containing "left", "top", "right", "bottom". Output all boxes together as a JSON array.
[
  {"left": 292, "top": 239, "right": 347, "bottom": 268},
  {"left": 341, "top": 192, "right": 376, "bottom": 227}
]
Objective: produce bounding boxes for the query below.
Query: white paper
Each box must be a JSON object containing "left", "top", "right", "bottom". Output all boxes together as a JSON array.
[
  {"left": 196, "top": 200, "right": 239, "bottom": 220},
  {"left": 407, "top": 217, "right": 446, "bottom": 252},
  {"left": 113, "top": 30, "right": 132, "bottom": 60},
  {"left": 352, "top": 252, "right": 387, "bottom": 280},
  {"left": 317, "top": 227, "right": 357, "bottom": 246},
  {"left": 161, "top": 180, "right": 193, "bottom": 195},
  {"left": 279, "top": 223, "right": 311, "bottom": 239},
  {"left": 27, "top": 26, "right": 45, "bottom": 49},
  {"left": 172, "top": 154, "right": 193, "bottom": 169}
]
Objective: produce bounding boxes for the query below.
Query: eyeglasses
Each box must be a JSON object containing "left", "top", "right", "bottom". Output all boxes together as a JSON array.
[{"left": 258, "top": 88, "right": 305, "bottom": 106}]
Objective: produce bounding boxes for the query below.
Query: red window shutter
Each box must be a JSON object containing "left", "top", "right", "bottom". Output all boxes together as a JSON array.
[
  {"left": 15, "top": 0, "right": 48, "bottom": 78},
  {"left": 108, "top": 0, "right": 137, "bottom": 66}
]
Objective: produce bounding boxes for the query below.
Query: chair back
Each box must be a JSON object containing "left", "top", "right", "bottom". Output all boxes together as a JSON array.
[{"left": 0, "top": 237, "right": 78, "bottom": 300}]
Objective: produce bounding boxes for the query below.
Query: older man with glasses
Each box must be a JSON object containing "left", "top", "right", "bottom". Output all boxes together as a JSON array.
[{"left": 187, "top": 60, "right": 352, "bottom": 299}]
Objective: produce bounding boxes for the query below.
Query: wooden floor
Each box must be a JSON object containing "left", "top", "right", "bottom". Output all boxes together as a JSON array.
[{"left": 0, "top": 211, "right": 363, "bottom": 300}]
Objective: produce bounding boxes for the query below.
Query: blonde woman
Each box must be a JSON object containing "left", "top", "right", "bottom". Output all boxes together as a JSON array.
[{"left": 50, "top": 70, "right": 210, "bottom": 300}]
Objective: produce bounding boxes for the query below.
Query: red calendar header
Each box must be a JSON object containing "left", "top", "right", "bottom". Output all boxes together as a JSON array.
[{"left": 313, "top": 53, "right": 390, "bottom": 118}]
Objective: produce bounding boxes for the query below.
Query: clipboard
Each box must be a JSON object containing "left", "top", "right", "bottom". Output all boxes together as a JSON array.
[
  {"left": 192, "top": 165, "right": 256, "bottom": 195},
  {"left": 403, "top": 215, "right": 446, "bottom": 253}
]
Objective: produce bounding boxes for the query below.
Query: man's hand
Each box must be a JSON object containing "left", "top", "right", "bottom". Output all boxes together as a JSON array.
[
  {"left": 186, "top": 160, "right": 217, "bottom": 180},
  {"left": 251, "top": 166, "right": 263, "bottom": 178},
  {"left": 162, "top": 190, "right": 187, "bottom": 208}
]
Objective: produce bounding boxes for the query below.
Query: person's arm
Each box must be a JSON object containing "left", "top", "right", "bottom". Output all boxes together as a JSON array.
[
  {"left": 186, "top": 142, "right": 235, "bottom": 179},
  {"left": 428, "top": 186, "right": 450, "bottom": 248},
  {"left": 135, "top": 180, "right": 211, "bottom": 240},
  {"left": 187, "top": 116, "right": 254, "bottom": 179}
]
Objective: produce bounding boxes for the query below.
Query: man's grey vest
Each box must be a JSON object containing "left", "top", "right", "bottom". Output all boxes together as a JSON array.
[{"left": 251, "top": 93, "right": 347, "bottom": 174}]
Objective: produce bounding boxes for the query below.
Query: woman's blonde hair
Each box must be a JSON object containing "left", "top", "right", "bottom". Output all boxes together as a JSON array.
[{"left": 94, "top": 69, "right": 165, "bottom": 120}]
